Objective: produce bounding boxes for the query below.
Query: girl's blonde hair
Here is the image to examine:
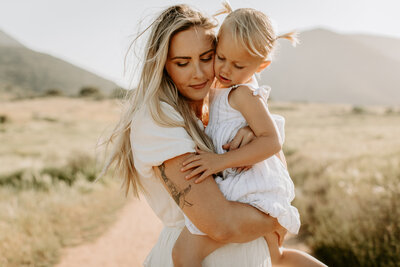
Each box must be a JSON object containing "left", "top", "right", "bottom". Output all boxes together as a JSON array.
[
  {"left": 98, "top": 5, "right": 217, "bottom": 197},
  {"left": 217, "top": 1, "right": 299, "bottom": 59}
]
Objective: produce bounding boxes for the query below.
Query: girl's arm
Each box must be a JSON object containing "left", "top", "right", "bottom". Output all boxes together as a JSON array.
[
  {"left": 182, "top": 85, "right": 282, "bottom": 182},
  {"left": 220, "top": 85, "right": 282, "bottom": 164},
  {"left": 154, "top": 153, "right": 285, "bottom": 244}
]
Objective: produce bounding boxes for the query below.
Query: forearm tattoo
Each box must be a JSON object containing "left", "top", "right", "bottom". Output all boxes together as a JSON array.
[{"left": 158, "top": 163, "right": 193, "bottom": 209}]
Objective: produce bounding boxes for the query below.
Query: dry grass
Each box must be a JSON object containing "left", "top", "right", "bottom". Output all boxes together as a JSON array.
[
  {"left": 0, "top": 97, "right": 126, "bottom": 266},
  {"left": 0, "top": 180, "right": 125, "bottom": 266},
  {"left": 270, "top": 102, "right": 400, "bottom": 266},
  {"left": 0, "top": 97, "right": 120, "bottom": 173},
  {"left": 0, "top": 98, "right": 399, "bottom": 266}
]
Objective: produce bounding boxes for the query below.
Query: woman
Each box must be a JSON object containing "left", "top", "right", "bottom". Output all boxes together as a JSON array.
[{"left": 101, "top": 4, "right": 285, "bottom": 266}]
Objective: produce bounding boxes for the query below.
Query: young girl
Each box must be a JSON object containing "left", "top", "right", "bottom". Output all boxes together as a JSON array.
[{"left": 172, "top": 4, "right": 326, "bottom": 267}]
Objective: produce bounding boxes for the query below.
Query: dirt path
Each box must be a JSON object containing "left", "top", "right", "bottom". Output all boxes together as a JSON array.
[
  {"left": 56, "top": 198, "right": 309, "bottom": 267},
  {"left": 56, "top": 198, "right": 162, "bottom": 267}
]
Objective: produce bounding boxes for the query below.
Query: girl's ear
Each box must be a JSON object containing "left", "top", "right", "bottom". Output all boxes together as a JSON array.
[{"left": 256, "top": 60, "right": 271, "bottom": 73}]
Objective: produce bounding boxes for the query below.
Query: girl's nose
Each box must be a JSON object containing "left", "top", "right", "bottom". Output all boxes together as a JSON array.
[{"left": 220, "top": 62, "right": 230, "bottom": 75}]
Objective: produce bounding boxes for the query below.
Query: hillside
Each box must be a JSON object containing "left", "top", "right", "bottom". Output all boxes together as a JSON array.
[
  {"left": 259, "top": 29, "right": 400, "bottom": 106},
  {"left": 0, "top": 29, "right": 118, "bottom": 98}
]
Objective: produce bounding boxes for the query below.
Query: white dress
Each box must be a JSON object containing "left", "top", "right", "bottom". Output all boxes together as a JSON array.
[
  {"left": 130, "top": 102, "right": 272, "bottom": 267},
  {"left": 185, "top": 84, "right": 301, "bottom": 236}
]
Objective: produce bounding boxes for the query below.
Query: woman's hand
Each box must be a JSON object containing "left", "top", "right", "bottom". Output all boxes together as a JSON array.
[
  {"left": 181, "top": 148, "right": 227, "bottom": 184},
  {"left": 275, "top": 225, "right": 288, "bottom": 247},
  {"left": 222, "top": 126, "right": 255, "bottom": 172}
]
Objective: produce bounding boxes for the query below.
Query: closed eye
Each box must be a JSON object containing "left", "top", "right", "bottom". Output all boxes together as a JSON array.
[
  {"left": 177, "top": 62, "right": 189, "bottom": 67},
  {"left": 201, "top": 56, "right": 212, "bottom": 62},
  {"left": 234, "top": 65, "right": 244, "bottom": 69}
]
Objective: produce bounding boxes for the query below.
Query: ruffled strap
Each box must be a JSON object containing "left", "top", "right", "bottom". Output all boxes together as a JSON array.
[
  {"left": 229, "top": 83, "right": 272, "bottom": 103},
  {"left": 252, "top": 85, "right": 271, "bottom": 103}
]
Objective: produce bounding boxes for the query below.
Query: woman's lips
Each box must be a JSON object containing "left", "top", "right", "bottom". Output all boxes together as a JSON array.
[{"left": 190, "top": 80, "right": 208, "bottom": 89}]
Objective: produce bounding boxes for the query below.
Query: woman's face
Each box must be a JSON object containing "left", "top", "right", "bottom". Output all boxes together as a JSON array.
[{"left": 165, "top": 26, "right": 215, "bottom": 102}]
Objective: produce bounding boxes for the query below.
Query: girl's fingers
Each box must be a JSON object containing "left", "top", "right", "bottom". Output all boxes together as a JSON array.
[
  {"left": 229, "top": 136, "right": 243, "bottom": 150},
  {"left": 243, "top": 166, "right": 251, "bottom": 171},
  {"left": 195, "top": 171, "right": 211, "bottom": 184},
  {"left": 185, "top": 166, "right": 206, "bottom": 180},
  {"left": 241, "top": 134, "right": 252, "bottom": 148},
  {"left": 181, "top": 160, "right": 202, "bottom": 172},
  {"left": 236, "top": 167, "right": 243, "bottom": 173},
  {"left": 182, "top": 155, "right": 200, "bottom": 166}
]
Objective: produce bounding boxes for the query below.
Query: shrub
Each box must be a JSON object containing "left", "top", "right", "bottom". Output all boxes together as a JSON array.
[
  {"left": 109, "top": 87, "right": 128, "bottom": 99},
  {"left": 43, "top": 88, "right": 63, "bottom": 97},
  {"left": 0, "top": 154, "right": 101, "bottom": 190},
  {"left": 291, "top": 155, "right": 400, "bottom": 266},
  {"left": 78, "top": 86, "right": 103, "bottom": 98},
  {"left": 352, "top": 106, "right": 365, "bottom": 114},
  {"left": 0, "top": 114, "right": 9, "bottom": 124}
]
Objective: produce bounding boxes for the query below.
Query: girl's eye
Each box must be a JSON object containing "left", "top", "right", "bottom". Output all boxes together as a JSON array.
[
  {"left": 234, "top": 65, "right": 244, "bottom": 69},
  {"left": 177, "top": 62, "right": 188, "bottom": 67},
  {"left": 217, "top": 55, "right": 225, "bottom": 61},
  {"left": 201, "top": 57, "right": 212, "bottom": 62}
]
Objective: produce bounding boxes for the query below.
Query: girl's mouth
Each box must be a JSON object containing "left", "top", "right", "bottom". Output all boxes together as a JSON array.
[{"left": 218, "top": 75, "right": 231, "bottom": 84}]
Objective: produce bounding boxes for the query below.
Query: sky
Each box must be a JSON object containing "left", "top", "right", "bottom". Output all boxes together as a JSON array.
[{"left": 0, "top": 0, "right": 399, "bottom": 88}]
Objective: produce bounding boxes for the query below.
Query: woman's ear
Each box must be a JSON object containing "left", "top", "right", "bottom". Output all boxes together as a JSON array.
[{"left": 256, "top": 60, "right": 271, "bottom": 73}]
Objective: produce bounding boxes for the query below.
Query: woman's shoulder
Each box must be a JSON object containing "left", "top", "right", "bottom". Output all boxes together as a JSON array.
[
  {"left": 130, "top": 102, "right": 196, "bottom": 170},
  {"left": 133, "top": 102, "right": 183, "bottom": 124}
]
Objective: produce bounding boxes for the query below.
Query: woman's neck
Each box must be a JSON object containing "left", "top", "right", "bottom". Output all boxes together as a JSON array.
[{"left": 189, "top": 99, "right": 204, "bottom": 120}]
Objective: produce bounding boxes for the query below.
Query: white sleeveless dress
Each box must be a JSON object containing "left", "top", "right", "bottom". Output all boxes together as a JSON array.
[
  {"left": 185, "top": 84, "right": 301, "bottom": 236},
  {"left": 130, "top": 102, "right": 272, "bottom": 267}
]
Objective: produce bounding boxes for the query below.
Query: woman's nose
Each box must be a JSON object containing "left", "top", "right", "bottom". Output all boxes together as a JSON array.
[{"left": 193, "top": 62, "right": 205, "bottom": 80}]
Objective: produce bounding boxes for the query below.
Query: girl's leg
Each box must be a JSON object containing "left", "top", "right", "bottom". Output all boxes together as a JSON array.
[
  {"left": 172, "top": 227, "right": 225, "bottom": 267},
  {"left": 265, "top": 232, "right": 327, "bottom": 267}
]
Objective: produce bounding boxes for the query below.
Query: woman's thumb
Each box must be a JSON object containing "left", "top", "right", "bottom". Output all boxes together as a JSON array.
[{"left": 195, "top": 147, "right": 205, "bottom": 154}]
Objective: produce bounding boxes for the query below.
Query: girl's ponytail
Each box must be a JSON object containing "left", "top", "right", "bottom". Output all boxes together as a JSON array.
[
  {"left": 214, "top": 0, "right": 233, "bottom": 17},
  {"left": 276, "top": 31, "right": 300, "bottom": 47}
]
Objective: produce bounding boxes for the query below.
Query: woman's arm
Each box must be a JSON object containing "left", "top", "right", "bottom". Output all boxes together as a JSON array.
[{"left": 154, "top": 152, "right": 283, "bottom": 244}]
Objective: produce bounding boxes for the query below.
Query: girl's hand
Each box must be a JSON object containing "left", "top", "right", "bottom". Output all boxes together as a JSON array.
[
  {"left": 222, "top": 126, "right": 255, "bottom": 172},
  {"left": 181, "top": 148, "right": 227, "bottom": 184},
  {"left": 222, "top": 126, "right": 255, "bottom": 151}
]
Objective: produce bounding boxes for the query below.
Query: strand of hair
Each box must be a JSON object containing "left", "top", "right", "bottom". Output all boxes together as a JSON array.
[
  {"left": 213, "top": 0, "right": 233, "bottom": 17},
  {"left": 277, "top": 31, "right": 300, "bottom": 47}
]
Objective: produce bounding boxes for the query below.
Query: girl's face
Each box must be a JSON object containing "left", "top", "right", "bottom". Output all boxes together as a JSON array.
[
  {"left": 165, "top": 26, "right": 215, "bottom": 102},
  {"left": 214, "top": 29, "right": 269, "bottom": 87}
]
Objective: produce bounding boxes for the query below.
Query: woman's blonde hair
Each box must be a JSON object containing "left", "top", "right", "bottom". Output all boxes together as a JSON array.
[
  {"left": 217, "top": 1, "right": 299, "bottom": 59},
  {"left": 98, "top": 5, "right": 217, "bottom": 197}
]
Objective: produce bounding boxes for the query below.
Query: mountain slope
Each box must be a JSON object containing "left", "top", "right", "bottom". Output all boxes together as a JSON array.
[
  {"left": 259, "top": 29, "right": 400, "bottom": 106},
  {"left": 0, "top": 29, "right": 117, "bottom": 97}
]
